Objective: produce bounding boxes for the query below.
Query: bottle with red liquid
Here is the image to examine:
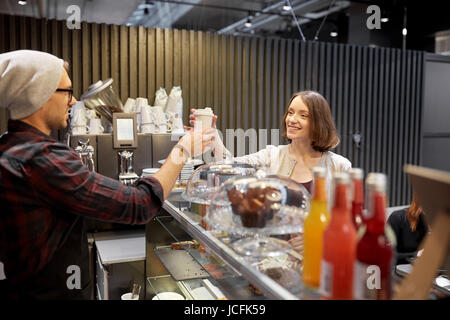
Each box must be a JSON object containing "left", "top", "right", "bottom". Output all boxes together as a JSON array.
[
  {"left": 320, "top": 172, "right": 357, "bottom": 300},
  {"left": 349, "top": 168, "right": 364, "bottom": 231},
  {"left": 353, "top": 173, "right": 394, "bottom": 300}
]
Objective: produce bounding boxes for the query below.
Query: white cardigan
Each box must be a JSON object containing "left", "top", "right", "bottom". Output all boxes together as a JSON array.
[{"left": 233, "top": 144, "right": 352, "bottom": 198}]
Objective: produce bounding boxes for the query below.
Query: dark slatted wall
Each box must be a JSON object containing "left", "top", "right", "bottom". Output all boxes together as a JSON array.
[{"left": 0, "top": 14, "right": 424, "bottom": 206}]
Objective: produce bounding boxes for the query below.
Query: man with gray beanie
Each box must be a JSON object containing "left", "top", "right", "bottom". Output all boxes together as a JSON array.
[{"left": 0, "top": 50, "right": 215, "bottom": 299}]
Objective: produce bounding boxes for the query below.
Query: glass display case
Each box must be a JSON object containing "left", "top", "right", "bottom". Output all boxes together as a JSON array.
[
  {"left": 182, "top": 162, "right": 257, "bottom": 205},
  {"left": 205, "top": 175, "right": 309, "bottom": 258},
  {"left": 145, "top": 193, "right": 314, "bottom": 300}
]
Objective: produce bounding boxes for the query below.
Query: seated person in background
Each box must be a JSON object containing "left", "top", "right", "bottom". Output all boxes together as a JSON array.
[{"left": 388, "top": 193, "right": 429, "bottom": 265}]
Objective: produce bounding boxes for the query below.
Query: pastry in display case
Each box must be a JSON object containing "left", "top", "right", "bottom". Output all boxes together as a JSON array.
[
  {"left": 147, "top": 201, "right": 307, "bottom": 300},
  {"left": 249, "top": 255, "right": 302, "bottom": 296},
  {"left": 181, "top": 161, "right": 257, "bottom": 229},
  {"left": 182, "top": 161, "right": 257, "bottom": 205},
  {"left": 147, "top": 171, "right": 308, "bottom": 300},
  {"left": 205, "top": 175, "right": 310, "bottom": 258}
]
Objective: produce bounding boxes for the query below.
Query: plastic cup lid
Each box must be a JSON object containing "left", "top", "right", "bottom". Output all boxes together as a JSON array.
[{"left": 194, "top": 108, "right": 214, "bottom": 116}]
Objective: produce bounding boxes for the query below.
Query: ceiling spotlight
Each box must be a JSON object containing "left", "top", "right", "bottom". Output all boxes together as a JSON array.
[
  {"left": 330, "top": 31, "right": 338, "bottom": 37},
  {"left": 402, "top": 28, "right": 407, "bottom": 36},
  {"left": 381, "top": 17, "right": 389, "bottom": 23},
  {"left": 244, "top": 13, "right": 253, "bottom": 28},
  {"left": 283, "top": 0, "right": 291, "bottom": 11},
  {"left": 18, "top": 0, "right": 27, "bottom": 5}
]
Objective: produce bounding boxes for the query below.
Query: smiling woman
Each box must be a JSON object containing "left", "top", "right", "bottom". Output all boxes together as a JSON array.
[
  {"left": 207, "top": 90, "right": 351, "bottom": 194},
  {"left": 200, "top": 91, "right": 352, "bottom": 260},
  {"left": 190, "top": 90, "right": 351, "bottom": 257},
  {"left": 282, "top": 91, "right": 340, "bottom": 153}
]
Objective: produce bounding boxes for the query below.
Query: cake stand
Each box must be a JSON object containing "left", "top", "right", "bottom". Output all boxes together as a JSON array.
[
  {"left": 204, "top": 175, "right": 309, "bottom": 258},
  {"left": 205, "top": 203, "right": 308, "bottom": 258}
]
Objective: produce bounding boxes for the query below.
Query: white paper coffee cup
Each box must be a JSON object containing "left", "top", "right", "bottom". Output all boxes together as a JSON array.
[
  {"left": 194, "top": 108, "right": 214, "bottom": 130},
  {"left": 72, "top": 125, "right": 89, "bottom": 135},
  {"left": 88, "top": 118, "right": 104, "bottom": 134}
]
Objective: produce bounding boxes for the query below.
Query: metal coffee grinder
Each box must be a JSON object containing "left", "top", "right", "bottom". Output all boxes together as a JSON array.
[
  {"left": 113, "top": 113, "right": 139, "bottom": 186},
  {"left": 75, "top": 138, "right": 96, "bottom": 172},
  {"left": 118, "top": 150, "right": 139, "bottom": 186}
]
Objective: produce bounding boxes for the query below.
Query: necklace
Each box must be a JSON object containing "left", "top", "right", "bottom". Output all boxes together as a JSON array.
[{"left": 289, "top": 144, "right": 323, "bottom": 173}]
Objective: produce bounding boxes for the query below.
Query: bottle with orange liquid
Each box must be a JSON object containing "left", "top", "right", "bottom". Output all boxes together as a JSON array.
[
  {"left": 302, "top": 166, "right": 329, "bottom": 290},
  {"left": 320, "top": 172, "right": 357, "bottom": 299},
  {"left": 349, "top": 168, "right": 364, "bottom": 231},
  {"left": 353, "top": 173, "right": 394, "bottom": 300}
]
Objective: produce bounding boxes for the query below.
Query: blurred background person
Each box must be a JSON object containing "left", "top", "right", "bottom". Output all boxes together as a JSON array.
[{"left": 388, "top": 192, "right": 429, "bottom": 265}]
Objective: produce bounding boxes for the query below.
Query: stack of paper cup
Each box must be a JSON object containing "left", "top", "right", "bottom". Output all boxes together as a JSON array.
[
  {"left": 135, "top": 98, "right": 148, "bottom": 132},
  {"left": 141, "top": 105, "right": 155, "bottom": 134},
  {"left": 152, "top": 106, "right": 168, "bottom": 133},
  {"left": 88, "top": 118, "right": 104, "bottom": 134},
  {"left": 70, "top": 101, "right": 88, "bottom": 135},
  {"left": 123, "top": 98, "right": 136, "bottom": 113},
  {"left": 171, "top": 117, "right": 184, "bottom": 134}
]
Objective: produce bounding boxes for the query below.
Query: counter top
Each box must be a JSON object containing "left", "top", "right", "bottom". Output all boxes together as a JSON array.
[{"left": 95, "top": 229, "right": 145, "bottom": 264}]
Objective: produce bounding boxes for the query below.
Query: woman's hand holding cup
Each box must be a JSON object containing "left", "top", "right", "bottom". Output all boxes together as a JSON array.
[
  {"left": 177, "top": 128, "right": 215, "bottom": 159},
  {"left": 187, "top": 108, "right": 231, "bottom": 161},
  {"left": 173, "top": 108, "right": 215, "bottom": 164}
]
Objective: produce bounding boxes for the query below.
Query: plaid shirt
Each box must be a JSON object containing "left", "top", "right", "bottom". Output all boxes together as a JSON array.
[{"left": 0, "top": 120, "right": 163, "bottom": 283}]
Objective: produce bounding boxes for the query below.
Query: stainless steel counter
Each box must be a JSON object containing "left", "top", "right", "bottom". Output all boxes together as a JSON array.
[{"left": 145, "top": 199, "right": 308, "bottom": 300}]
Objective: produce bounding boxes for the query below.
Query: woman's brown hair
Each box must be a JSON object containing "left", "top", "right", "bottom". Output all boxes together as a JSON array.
[
  {"left": 282, "top": 91, "right": 340, "bottom": 152},
  {"left": 407, "top": 192, "right": 424, "bottom": 232}
]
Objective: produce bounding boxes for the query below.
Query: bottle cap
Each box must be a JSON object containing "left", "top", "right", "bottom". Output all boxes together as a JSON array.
[
  {"left": 333, "top": 172, "right": 350, "bottom": 185},
  {"left": 366, "top": 172, "right": 387, "bottom": 192},
  {"left": 349, "top": 168, "right": 364, "bottom": 180},
  {"left": 312, "top": 166, "right": 326, "bottom": 178}
]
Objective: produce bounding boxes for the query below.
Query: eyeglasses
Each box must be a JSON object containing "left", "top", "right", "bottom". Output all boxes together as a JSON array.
[{"left": 55, "top": 88, "right": 73, "bottom": 102}]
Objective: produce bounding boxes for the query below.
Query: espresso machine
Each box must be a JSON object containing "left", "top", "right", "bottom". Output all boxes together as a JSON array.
[
  {"left": 68, "top": 79, "right": 181, "bottom": 299},
  {"left": 69, "top": 79, "right": 171, "bottom": 236},
  {"left": 72, "top": 78, "right": 179, "bottom": 184}
]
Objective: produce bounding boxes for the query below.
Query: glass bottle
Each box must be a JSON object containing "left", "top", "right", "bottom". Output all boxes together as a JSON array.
[
  {"left": 302, "top": 166, "right": 330, "bottom": 289},
  {"left": 349, "top": 168, "right": 364, "bottom": 231},
  {"left": 354, "top": 173, "right": 394, "bottom": 300},
  {"left": 320, "top": 172, "right": 357, "bottom": 299}
]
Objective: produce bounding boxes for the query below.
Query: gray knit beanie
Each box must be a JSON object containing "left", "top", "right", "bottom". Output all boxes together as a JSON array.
[{"left": 0, "top": 50, "right": 64, "bottom": 120}]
